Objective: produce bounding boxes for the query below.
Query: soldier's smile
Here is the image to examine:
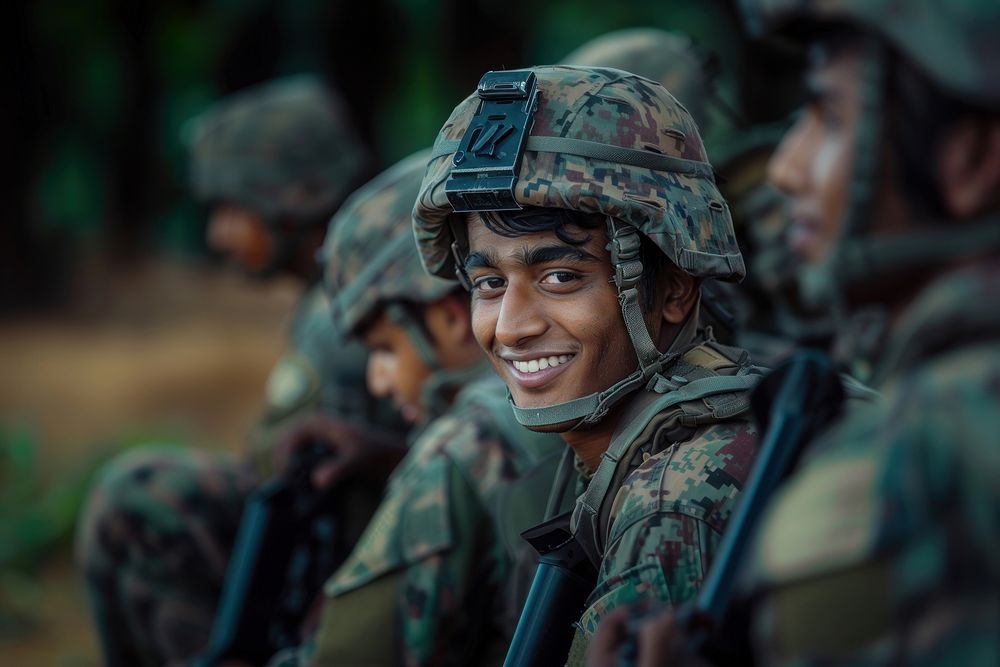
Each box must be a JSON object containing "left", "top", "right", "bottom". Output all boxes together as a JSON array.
[{"left": 501, "top": 352, "right": 577, "bottom": 389}]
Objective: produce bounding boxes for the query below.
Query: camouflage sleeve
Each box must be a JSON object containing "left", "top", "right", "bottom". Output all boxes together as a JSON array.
[
  {"left": 575, "top": 419, "right": 759, "bottom": 638},
  {"left": 313, "top": 414, "right": 506, "bottom": 667}
]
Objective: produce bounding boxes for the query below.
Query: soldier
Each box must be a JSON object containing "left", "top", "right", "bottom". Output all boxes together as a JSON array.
[
  {"left": 412, "top": 65, "right": 764, "bottom": 665},
  {"left": 587, "top": 0, "right": 1000, "bottom": 664},
  {"left": 76, "top": 75, "right": 405, "bottom": 666},
  {"left": 271, "top": 150, "right": 564, "bottom": 666}
]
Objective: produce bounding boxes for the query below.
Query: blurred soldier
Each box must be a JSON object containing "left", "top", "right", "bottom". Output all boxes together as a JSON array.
[
  {"left": 587, "top": 0, "right": 1000, "bottom": 664},
  {"left": 413, "top": 65, "right": 763, "bottom": 666},
  {"left": 268, "top": 150, "right": 563, "bottom": 666},
  {"left": 564, "top": 28, "right": 826, "bottom": 365},
  {"left": 76, "top": 75, "right": 406, "bottom": 666}
]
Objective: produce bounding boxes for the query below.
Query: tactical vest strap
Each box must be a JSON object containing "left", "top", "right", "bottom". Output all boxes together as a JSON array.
[
  {"left": 572, "top": 347, "right": 763, "bottom": 567},
  {"left": 430, "top": 136, "right": 715, "bottom": 179}
]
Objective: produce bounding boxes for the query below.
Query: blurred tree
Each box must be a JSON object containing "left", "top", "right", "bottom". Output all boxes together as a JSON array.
[{"left": 7, "top": 0, "right": 802, "bottom": 314}]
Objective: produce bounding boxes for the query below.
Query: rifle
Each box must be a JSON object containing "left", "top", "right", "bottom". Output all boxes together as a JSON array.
[
  {"left": 193, "top": 442, "right": 346, "bottom": 667},
  {"left": 619, "top": 349, "right": 846, "bottom": 666},
  {"left": 502, "top": 512, "right": 599, "bottom": 667}
]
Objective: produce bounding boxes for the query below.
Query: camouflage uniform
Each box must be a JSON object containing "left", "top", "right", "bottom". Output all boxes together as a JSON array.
[
  {"left": 731, "top": 1, "right": 1000, "bottom": 665},
  {"left": 276, "top": 151, "right": 564, "bottom": 667},
  {"left": 76, "top": 75, "right": 396, "bottom": 667},
  {"left": 413, "top": 65, "right": 763, "bottom": 665}
]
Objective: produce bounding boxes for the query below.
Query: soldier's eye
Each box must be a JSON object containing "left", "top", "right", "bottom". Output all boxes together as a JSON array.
[
  {"left": 473, "top": 276, "right": 506, "bottom": 293},
  {"left": 540, "top": 271, "right": 579, "bottom": 285}
]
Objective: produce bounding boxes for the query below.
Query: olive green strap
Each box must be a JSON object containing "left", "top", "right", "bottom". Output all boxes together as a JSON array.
[
  {"left": 508, "top": 366, "right": 654, "bottom": 428},
  {"left": 574, "top": 365, "right": 762, "bottom": 566},
  {"left": 805, "top": 38, "right": 886, "bottom": 309},
  {"left": 384, "top": 302, "right": 440, "bottom": 371},
  {"left": 525, "top": 136, "right": 714, "bottom": 178},
  {"left": 431, "top": 136, "right": 714, "bottom": 178}
]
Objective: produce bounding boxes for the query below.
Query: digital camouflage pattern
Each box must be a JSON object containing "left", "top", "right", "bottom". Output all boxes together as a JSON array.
[
  {"left": 578, "top": 416, "right": 760, "bottom": 635},
  {"left": 322, "top": 149, "right": 454, "bottom": 337},
  {"left": 561, "top": 29, "right": 713, "bottom": 132},
  {"left": 308, "top": 374, "right": 563, "bottom": 666},
  {"left": 414, "top": 65, "right": 745, "bottom": 285},
  {"left": 741, "top": 0, "right": 1000, "bottom": 109},
  {"left": 559, "top": 340, "right": 761, "bottom": 666},
  {"left": 743, "top": 258, "right": 1000, "bottom": 665},
  {"left": 186, "top": 74, "right": 372, "bottom": 224},
  {"left": 76, "top": 447, "right": 257, "bottom": 666},
  {"left": 77, "top": 288, "right": 402, "bottom": 666}
]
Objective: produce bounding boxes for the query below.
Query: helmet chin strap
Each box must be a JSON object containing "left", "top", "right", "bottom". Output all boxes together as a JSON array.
[
  {"left": 800, "top": 36, "right": 886, "bottom": 320},
  {"left": 509, "top": 218, "right": 699, "bottom": 430}
]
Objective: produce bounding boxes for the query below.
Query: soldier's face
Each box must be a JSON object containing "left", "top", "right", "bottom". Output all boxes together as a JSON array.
[
  {"left": 207, "top": 204, "right": 275, "bottom": 274},
  {"left": 362, "top": 314, "right": 433, "bottom": 424},
  {"left": 464, "top": 215, "right": 636, "bottom": 424},
  {"left": 768, "top": 45, "right": 863, "bottom": 265}
]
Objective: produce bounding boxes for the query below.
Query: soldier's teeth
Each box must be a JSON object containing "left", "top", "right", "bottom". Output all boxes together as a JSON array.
[{"left": 513, "top": 355, "right": 572, "bottom": 374}]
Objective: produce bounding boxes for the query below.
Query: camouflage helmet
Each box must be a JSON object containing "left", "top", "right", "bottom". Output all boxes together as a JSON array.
[
  {"left": 414, "top": 65, "right": 743, "bottom": 286},
  {"left": 414, "top": 66, "right": 743, "bottom": 429},
  {"left": 186, "top": 74, "right": 372, "bottom": 224},
  {"left": 561, "top": 28, "right": 714, "bottom": 132},
  {"left": 323, "top": 148, "right": 453, "bottom": 338},
  {"left": 740, "top": 0, "right": 1000, "bottom": 110}
]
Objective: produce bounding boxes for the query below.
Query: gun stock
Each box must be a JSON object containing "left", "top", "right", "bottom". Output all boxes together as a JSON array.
[{"left": 194, "top": 443, "right": 343, "bottom": 667}]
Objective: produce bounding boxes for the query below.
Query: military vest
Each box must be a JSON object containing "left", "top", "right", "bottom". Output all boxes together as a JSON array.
[{"left": 565, "top": 340, "right": 764, "bottom": 568}]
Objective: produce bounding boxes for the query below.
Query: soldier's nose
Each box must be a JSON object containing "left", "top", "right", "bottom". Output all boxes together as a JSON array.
[
  {"left": 494, "top": 281, "right": 547, "bottom": 349},
  {"left": 768, "top": 122, "right": 811, "bottom": 196},
  {"left": 366, "top": 352, "right": 394, "bottom": 398}
]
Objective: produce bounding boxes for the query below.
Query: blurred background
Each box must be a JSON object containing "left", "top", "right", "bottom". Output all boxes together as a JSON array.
[{"left": 2, "top": 1, "right": 800, "bottom": 663}]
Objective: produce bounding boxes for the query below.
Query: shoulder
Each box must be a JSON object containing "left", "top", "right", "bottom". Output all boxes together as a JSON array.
[
  {"left": 608, "top": 417, "right": 759, "bottom": 542},
  {"left": 750, "top": 342, "right": 1000, "bottom": 588},
  {"left": 435, "top": 382, "right": 561, "bottom": 497},
  {"left": 324, "top": 435, "right": 468, "bottom": 596}
]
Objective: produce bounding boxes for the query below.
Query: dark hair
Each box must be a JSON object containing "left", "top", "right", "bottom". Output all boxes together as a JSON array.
[
  {"left": 359, "top": 289, "right": 467, "bottom": 341},
  {"left": 479, "top": 207, "right": 668, "bottom": 311}
]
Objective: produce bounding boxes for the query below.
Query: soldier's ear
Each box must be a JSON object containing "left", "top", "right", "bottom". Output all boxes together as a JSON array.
[
  {"left": 659, "top": 269, "right": 699, "bottom": 326},
  {"left": 939, "top": 116, "right": 1000, "bottom": 218}
]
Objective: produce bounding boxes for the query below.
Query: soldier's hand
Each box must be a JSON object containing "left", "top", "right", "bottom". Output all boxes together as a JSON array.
[
  {"left": 275, "top": 413, "right": 407, "bottom": 489},
  {"left": 588, "top": 605, "right": 706, "bottom": 667}
]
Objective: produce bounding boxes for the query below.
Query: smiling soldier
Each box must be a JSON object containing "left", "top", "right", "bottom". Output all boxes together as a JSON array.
[{"left": 413, "top": 65, "right": 764, "bottom": 665}]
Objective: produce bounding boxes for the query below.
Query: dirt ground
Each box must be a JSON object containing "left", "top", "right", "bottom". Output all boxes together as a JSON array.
[{"left": 0, "top": 260, "right": 301, "bottom": 665}]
